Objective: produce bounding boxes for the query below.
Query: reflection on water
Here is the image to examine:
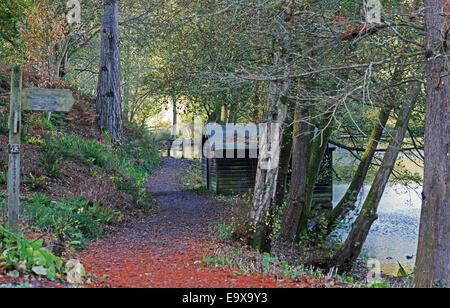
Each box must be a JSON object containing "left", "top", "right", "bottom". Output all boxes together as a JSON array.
[{"left": 332, "top": 183, "right": 422, "bottom": 276}]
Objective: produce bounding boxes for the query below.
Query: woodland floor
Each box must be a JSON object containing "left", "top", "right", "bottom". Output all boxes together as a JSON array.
[{"left": 78, "top": 157, "right": 342, "bottom": 288}]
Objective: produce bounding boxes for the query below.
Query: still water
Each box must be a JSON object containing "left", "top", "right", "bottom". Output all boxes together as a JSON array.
[{"left": 332, "top": 183, "right": 422, "bottom": 275}]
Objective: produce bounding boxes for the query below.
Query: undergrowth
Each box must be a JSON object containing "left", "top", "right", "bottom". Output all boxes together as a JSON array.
[
  {"left": 180, "top": 160, "right": 203, "bottom": 191},
  {"left": 39, "top": 127, "right": 159, "bottom": 208},
  {"left": 0, "top": 225, "right": 63, "bottom": 281},
  {"left": 20, "top": 194, "right": 123, "bottom": 249}
]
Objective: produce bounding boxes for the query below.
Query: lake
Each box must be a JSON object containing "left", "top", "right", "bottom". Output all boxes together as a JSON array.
[{"left": 332, "top": 183, "right": 422, "bottom": 275}]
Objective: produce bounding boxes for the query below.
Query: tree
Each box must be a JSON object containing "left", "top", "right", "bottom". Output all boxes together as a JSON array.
[
  {"left": 96, "top": 0, "right": 123, "bottom": 141},
  {"left": 414, "top": 0, "right": 449, "bottom": 288},
  {"left": 332, "top": 80, "right": 422, "bottom": 270},
  {"left": 0, "top": 0, "right": 31, "bottom": 47}
]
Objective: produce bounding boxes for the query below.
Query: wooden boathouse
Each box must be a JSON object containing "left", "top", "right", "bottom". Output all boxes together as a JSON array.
[{"left": 201, "top": 126, "right": 335, "bottom": 209}]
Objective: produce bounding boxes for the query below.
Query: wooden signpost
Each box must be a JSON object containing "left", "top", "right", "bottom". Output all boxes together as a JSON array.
[{"left": 7, "top": 66, "right": 75, "bottom": 230}]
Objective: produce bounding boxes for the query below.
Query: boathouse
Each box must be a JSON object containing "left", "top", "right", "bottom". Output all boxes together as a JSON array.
[{"left": 201, "top": 126, "right": 335, "bottom": 209}]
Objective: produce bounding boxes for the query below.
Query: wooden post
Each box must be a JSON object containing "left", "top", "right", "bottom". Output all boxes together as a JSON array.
[
  {"left": 6, "top": 66, "right": 74, "bottom": 231},
  {"left": 8, "top": 66, "right": 22, "bottom": 230}
]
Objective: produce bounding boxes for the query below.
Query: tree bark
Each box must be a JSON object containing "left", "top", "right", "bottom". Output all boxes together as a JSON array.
[
  {"left": 323, "top": 105, "right": 392, "bottom": 234},
  {"left": 296, "top": 113, "right": 334, "bottom": 235},
  {"left": 333, "top": 81, "right": 421, "bottom": 270},
  {"left": 273, "top": 119, "right": 293, "bottom": 208},
  {"left": 415, "top": 0, "right": 449, "bottom": 288},
  {"left": 172, "top": 91, "right": 177, "bottom": 139},
  {"left": 96, "top": 0, "right": 123, "bottom": 141},
  {"left": 250, "top": 74, "right": 290, "bottom": 251},
  {"left": 248, "top": 1, "right": 294, "bottom": 251},
  {"left": 279, "top": 103, "right": 309, "bottom": 241}
]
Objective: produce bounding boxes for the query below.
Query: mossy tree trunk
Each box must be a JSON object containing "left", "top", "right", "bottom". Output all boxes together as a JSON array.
[
  {"left": 332, "top": 81, "right": 421, "bottom": 270},
  {"left": 323, "top": 105, "right": 392, "bottom": 234},
  {"left": 296, "top": 113, "right": 334, "bottom": 236},
  {"left": 249, "top": 2, "right": 295, "bottom": 251},
  {"left": 279, "top": 103, "right": 309, "bottom": 241},
  {"left": 273, "top": 116, "right": 294, "bottom": 209}
]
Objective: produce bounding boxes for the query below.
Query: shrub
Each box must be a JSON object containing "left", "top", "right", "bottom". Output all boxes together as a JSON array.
[
  {"left": 0, "top": 170, "right": 7, "bottom": 185},
  {"left": 42, "top": 134, "right": 109, "bottom": 168},
  {"left": 21, "top": 194, "right": 122, "bottom": 248},
  {"left": 180, "top": 162, "right": 203, "bottom": 191},
  {"left": 39, "top": 149, "right": 61, "bottom": 177},
  {"left": 0, "top": 114, "right": 9, "bottom": 135},
  {"left": 0, "top": 226, "right": 63, "bottom": 280},
  {"left": 23, "top": 173, "right": 45, "bottom": 190},
  {"left": 40, "top": 132, "right": 159, "bottom": 209}
]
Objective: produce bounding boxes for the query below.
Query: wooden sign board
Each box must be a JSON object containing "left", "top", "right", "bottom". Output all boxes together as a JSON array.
[
  {"left": 22, "top": 88, "right": 75, "bottom": 112},
  {"left": 7, "top": 66, "right": 75, "bottom": 230}
]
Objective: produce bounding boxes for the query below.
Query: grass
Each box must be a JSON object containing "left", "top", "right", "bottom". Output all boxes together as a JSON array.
[{"left": 201, "top": 243, "right": 354, "bottom": 285}]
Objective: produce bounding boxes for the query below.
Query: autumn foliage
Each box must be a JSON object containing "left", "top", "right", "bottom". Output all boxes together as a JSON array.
[{"left": 18, "top": 0, "right": 69, "bottom": 86}]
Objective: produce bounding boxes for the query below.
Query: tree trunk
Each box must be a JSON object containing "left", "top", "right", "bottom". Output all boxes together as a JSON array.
[
  {"left": 172, "top": 91, "right": 177, "bottom": 139},
  {"left": 333, "top": 81, "right": 421, "bottom": 270},
  {"left": 248, "top": 0, "right": 295, "bottom": 251},
  {"left": 250, "top": 76, "right": 290, "bottom": 251},
  {"left": 296, "top": 114, "right": 334, "bottom": 235},
  {"left": 414, "top": 0, "right": 449, "bottom": 288},
  {"left": 96, "top": 0, "right": 123, "bottom": 141},
  {"left": 274, "top": 115, "right": 294, "bottom": 209},
  {"left": 323, "top": 105, "right": 392, "bottom": 234},
  {"left": 279, "top": 103, "right": 309, "bottom": 241},
  {"left": 220, "top": 104, "right": 227, "bottom": 124}
]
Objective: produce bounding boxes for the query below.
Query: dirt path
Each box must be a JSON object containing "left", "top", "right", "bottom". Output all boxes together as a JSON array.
[{"left": 78, "top": 158, "right": 310, "bottom": 288}]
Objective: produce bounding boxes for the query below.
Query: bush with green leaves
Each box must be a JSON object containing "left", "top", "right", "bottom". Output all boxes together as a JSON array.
[
  {"left": 210, "top": 221, "right": 233, "bottom": 240},
  {"left": 0, "top": 226, "right": 63, "bottom": 280},
  {"left": 0, "top": 170, "right": 7, "bottom": 185},
  {"left": 0, "top": 114, "right": 9, "bottom": 135},
  {"left": 42, "top": 134, "right": 109, "bottom": 168},
  {"left": 39, "top": 149, "right": 61, "bottom": 177},
  {"left": 123, "top": 124, "right": 160, "bottom": 171},
  {"left": 40, "top": 131, "right": 159, "bottom": 208},
  {"left": 21, "top": 194, "right": 122, "bottom": 248},
  {"left": 23, "top": 173, "right": 45, "bottom": 190}
]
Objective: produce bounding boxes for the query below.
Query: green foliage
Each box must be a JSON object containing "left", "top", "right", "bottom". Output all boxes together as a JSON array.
[
  {"left": 0, "top": 225, "right": 63, "bottom": 280},
  {"left": 21, "top": 194, "right": 122, "bottom": 248},
  {"left": 89, "top": 168, "right": 101, "bottom": 179},
  {"left": 201, "top": 256, "right": 232, "bottom": 267},
  {"left": 0, "top": 114, "right": 9, "bottom": 135},
  {"left": 0, "top": 170, "right": 7, "bottom": 185},
  {"left": 261, "top": 252, "right": 278, "bottom": 268},
  {"left": 120, "top": 123, "right": 161, "bottom": 173},
  {"left": 41, "top": 117, "right": 57, "bottom": 132},
  {"left": 368, "top": 282, "right": 388, "bottom": 288},
  {"left": 210, "top": 221, "right": 233, "bottom": 240},
  {"left": 40, "top": 130, "right": 159, "bottom": 208},
  {"left": 48, "top": 113, "right": 67, "bottom": 127},
  {"left": 397, "top": 262, "right": 407, "bottom": 277},
  {"left": 0, "top": 0, "right": 31, "bottom": 42},
  {"left": 39, "top": 148, "right": 61, "bottom": 177},
  {"left": 23, "top": 173, "right": 45, "bottom": 190},
  {"left": 180, "top": 161, "right": 203, "bottom": 191},
  {"left": 25, "top": 136, "right": 44, "bottom": 145},
  {"left": 42, "top": 134, "right": 109, "bottom": 168}
]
